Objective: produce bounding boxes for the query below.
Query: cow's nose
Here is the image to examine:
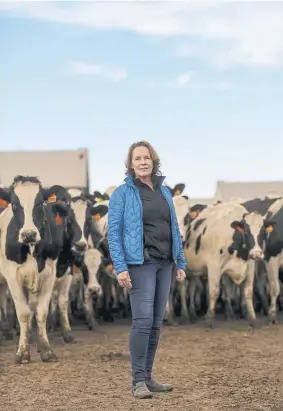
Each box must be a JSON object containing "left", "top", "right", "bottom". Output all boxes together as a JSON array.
[
  {"left": 249, "top": 249, "right": 264, "bottom": 260},
  {"left": 88, "top": 285, "right": 102, "bottom": 295},
  {"left": 75, "top": 242, "right": 87, "bottom": 252},
  {"left": 21, "top": 231, "right": 37, "bottom": 244}
]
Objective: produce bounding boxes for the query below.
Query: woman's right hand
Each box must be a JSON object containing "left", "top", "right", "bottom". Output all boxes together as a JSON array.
[{"left": 117, "top": 270, "right": 132, "bottom": 289}]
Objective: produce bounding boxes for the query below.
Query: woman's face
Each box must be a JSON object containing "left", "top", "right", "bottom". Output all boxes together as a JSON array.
[{"left": 131, "top": 146, "right": 153, "bottom": 179}]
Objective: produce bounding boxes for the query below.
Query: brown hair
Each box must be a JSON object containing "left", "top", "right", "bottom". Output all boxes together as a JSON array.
[{"left": 125, "top": 140, "right": 161, "bottom": 177}]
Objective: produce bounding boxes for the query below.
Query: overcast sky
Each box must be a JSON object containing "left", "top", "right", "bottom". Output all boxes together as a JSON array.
[{"left": 1, "top": 1, "right": 282, "bottom": 197}]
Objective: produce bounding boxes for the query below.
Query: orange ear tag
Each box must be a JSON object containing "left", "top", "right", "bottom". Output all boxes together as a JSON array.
[
  {"left": 93, "top": 213, "right": 101, "bottom": 221},
  {"left": 236, "top": 225, "right": 244, "bottom": 233},
  {"left": 73, "top": 265, "right": 80, "bottom": 273},
  {"left": 0, "top": 198, "right": 8, "bottom": 208},
  {"left": 48, "top": 193, "right": 56, "bottom": 203},
  {"left": 55, "top": 215, "right": 63, "bottom": 225}
]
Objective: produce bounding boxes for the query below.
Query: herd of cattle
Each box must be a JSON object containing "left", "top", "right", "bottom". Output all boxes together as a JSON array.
[{"left": 1, "top": 176, "right": 283, "bottom": 365}]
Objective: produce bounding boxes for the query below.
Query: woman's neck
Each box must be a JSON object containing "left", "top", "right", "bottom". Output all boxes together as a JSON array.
[
  {"left": 137, "top": 175, "right": 153, "bottom": 189},
  {"left": 138, "top": 175, "right": 151, "bottom": 184}
]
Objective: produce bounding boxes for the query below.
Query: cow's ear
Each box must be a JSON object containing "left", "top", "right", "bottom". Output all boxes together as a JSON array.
[
  {"left": 173, "top": 183, "right": 185, "bottom": 196},
  {"left": 90, "top": 205, "right": 109, "bottom": 221},
  {"left": 231, "top": 220, "right": 244, "bottom": 232},
  {"left": 0, "top": 188, "right": 10, "bottom": 208},
  {"left": 43, "top": 186, "right": 69, "bottom": 203},
  {"left": 85, "top": 194, "right": 95, "bottom": 205},
  {"left": 264, "top": 220, "right": 276, "bottom": 233}
]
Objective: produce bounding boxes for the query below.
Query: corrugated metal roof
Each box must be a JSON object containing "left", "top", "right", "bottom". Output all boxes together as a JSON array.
[
  {"left": 0, "top": 149, "right": 89, "bottom": 189},
  {"left": 215, "top": 180, "right": 283, "bottom": 201}
]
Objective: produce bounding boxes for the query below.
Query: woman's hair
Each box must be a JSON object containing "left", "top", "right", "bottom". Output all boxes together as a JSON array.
[{"left": 125, "top": 140, "right": 161, "bottom": 177}]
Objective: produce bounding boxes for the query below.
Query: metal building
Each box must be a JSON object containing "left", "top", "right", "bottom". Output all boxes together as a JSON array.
[{"left": 0, "top": 148, "right": 90, "bottom": 193}]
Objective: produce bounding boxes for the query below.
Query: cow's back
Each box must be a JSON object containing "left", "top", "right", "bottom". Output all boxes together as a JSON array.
[{"left": 184, "top": 201, "right": 247, "bottom": 271}]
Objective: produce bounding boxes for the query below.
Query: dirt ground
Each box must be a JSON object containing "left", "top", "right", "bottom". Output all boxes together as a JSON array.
[{"left": 1, "top": 316, "right": 283, "bottom": 411}]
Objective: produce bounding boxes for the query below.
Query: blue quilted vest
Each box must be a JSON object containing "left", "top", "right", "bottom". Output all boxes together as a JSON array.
[{"left": 107, "top": 175, "right": 187, "bottom": 274}]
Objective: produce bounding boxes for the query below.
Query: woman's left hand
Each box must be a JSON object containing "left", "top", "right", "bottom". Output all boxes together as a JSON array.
[{"left": 176, "top": 269, "right": 186, "bottom": 281}]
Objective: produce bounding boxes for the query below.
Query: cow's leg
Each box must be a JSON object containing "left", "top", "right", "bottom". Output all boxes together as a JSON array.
[
  {"left": 83, "top": 284, "right": 99, "bottom": 330},
  {"left": 164, "top": 271, "right": 177, "bottom": 325},
  {"left": 204, "top": 264, "right": 221, "bottom": 328},
  {"left": 177, "top": 279, "right": 189, "bottom": 323},
  {"left": 0, "top": 281, "right": 13, "bottom": 340},
  {"left": 68, "top": 277, "right": 79, "bottom": 323},
  {"left": 278, "top": 282, "right": 283, "bottom": 310},
  {"left": 242, "top": 261, "right": 258, "bottom": 327},
  {"left": 77, "top": 279, "right": 85, "bottom": 319},
  {"left": 188, "top": 276, "right": 199, "bottom": 322},
  {"left": 102, "top": 276, "right": 114, "bottom": 322},
  {"left": 57, "top": 272, "right": 76, "bottom": 343},
  {"left": 266, "top": 257, "right": 280, "bottom": 324},
  {"left": 116, "top": 283, "right": 128, "bottom": 318},
  {"left": 254, "top": 261, "right": 269, "bottom": 316},
  {"left": 36, "top": 263, "right": 58, "bottom": 362},
  {"left": 5, "top": 272, "right": 32, "bottom": 364},
  {"left": 111, "top": 283, "right": 119, "bottom": 311},
  {"left": 48, "top": 287, "right": 59, "bottom": 331},
  {"left": 164, "top": 293, "right": 176, "bottom": 325},
  {"left": 254, "top": 278, "right": 269, "bottom": 316},
  {"left": 221, "top": 274, "right": 235, "bottom": 320},
  {"left": 194, "top": 278, "right": 203, "bottom": 313},
  {"left": 122, "top": 287, "right": 130, "bottom": 318},
  {"left": 26, "top": 280, "right": 38, "bottom": 344}
]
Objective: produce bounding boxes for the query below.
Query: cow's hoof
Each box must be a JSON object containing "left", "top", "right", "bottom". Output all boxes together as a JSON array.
[
  {"left": 15, "top": 351, "right": 31, "bottom": 364},
  {"left": 248, "top": 318, "right": 260, "bottom": 328},
  {"left": 87, "top": 320, "right": 100, "bottom": 331},
  {"left": 204, "top": 314, "right": 214, "bottom": 328},
  {"left": 63, "top": 332, "right": 76, "bottom": 343},
  {"left": 40, "top": 350, "right": 58, "bottom": 362},
  {"left": 267, "top": 316, "right": 277, "bottom": 325}
]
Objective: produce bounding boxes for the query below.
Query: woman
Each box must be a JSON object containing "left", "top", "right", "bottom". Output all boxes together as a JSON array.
[{"left": 107, "top": 141, "right": 186, "bottom": 399}]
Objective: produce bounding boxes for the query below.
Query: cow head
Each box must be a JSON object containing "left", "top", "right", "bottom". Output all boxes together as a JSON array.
[
  {"left": 0, "top": 176, "right": 49, "bottom": 246},
  {"left": 67, "top": 196, "right": 91, "bottom": 253},
  {"left": 90, "top": 200, "right": 109, "bottom": 239},
  {"left": 229, "top": 212, "right": 266, "bottom": 260},
  {"left": 41, "top": 185, "right": 70, "bottom": 248},
  {"left": 65, "top": 194, "right": 109, "bottom": 253},
  {"left": 93, "top": 191, "right": 110, "bottom": 202},
  {"left": 259, "top": 209, "right": 279, "bottom": 260}
]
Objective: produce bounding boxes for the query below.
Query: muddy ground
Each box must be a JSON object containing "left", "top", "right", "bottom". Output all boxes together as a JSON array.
[{"left": 1, "top": 316, "right": 283, "bottom": 411}]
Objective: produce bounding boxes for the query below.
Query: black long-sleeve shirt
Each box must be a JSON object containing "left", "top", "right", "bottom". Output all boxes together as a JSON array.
[{"left": 134, "top": 175, "right": 173, "bottom": 261}]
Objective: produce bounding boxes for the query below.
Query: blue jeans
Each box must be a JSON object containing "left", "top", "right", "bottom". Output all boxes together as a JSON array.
[{"left": 128, "top": 260, "right": 173, "bottom": 384}]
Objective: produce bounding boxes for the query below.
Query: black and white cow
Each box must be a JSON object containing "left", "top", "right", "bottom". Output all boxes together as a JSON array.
[
  {"left": 164, "top": 201, "right": 208, "bottom": 325},
  {"left": 49, "top": 194, "right": 108, "bottom": 341},
  {"left": 240, "top": 197, "right": 281, "bottom": 318},
  {"left": 257, "top": 198, "right": 283, "bottom": 323},
  {"left": 0, "top": 176, "right": 68, "bottom": 363},
  {"left": 184, "top": 201, "right": 266, "bottom": 327}
]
